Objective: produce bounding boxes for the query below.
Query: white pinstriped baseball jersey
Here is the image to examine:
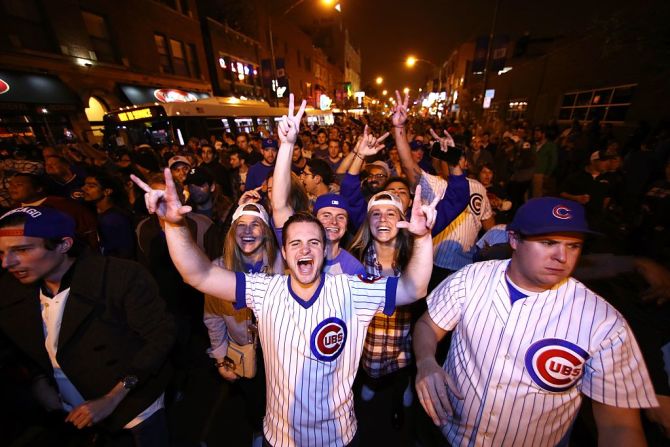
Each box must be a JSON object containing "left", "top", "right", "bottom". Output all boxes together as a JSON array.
[
  {"left": 427, "top": 260, "right": 658, "bottom": 447},
  {"left": 419, "top": 172, "right": 493, "bottom": 270},
  {"left": 234, "top": 271, "right": 397, "bottom": 447}
]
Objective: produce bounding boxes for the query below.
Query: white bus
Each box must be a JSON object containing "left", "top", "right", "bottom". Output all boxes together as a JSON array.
[{"left": 103, "top": 96, "right": 334, "bottom": 148}]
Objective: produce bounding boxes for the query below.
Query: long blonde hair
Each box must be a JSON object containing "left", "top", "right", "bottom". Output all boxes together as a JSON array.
[{"left": 222, "top": 206, "right": 280, "bottom": 274}]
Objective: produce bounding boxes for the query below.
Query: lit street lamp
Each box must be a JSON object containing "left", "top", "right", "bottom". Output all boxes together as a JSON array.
[
  {"left": 375, "top": 76, "right": 383, "bottom": 85},
  {"left": 382, "top": 89, "right": 388, "bottom": 96},
  {"left": 403, "top": 87, "right": 410, "bottom": 94},
  {"left": 268, "top": 0, "right": 340, "bottom": 104}
]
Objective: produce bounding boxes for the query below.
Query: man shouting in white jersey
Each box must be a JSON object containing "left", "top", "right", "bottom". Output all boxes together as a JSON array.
[{"left": 133, "top": 94, "right": 439, "bottom": 447}]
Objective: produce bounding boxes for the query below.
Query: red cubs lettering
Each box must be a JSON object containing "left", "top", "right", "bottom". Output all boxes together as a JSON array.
[{"left": 316, "top": 324, "right": 344, "bottom": 355}]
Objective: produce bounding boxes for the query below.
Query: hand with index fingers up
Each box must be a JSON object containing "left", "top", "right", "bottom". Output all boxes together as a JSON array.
[
  {"left": 277, "top": 93, "right": 306, "bottom": 145},
  {"left": 130, "top": 169, "right": 191, "bottom": 225},
  {"left": 392, "top": 90, "right": 410, "bottom": 128},
  {"left": 357, "top": 125, "right": 390, "bottom": 157},
  {"left": 396, "top": 184, "right": 440, "bottom": 238},
  {"left": 429, "top": 128, "right": 455, "bottom": 153}
]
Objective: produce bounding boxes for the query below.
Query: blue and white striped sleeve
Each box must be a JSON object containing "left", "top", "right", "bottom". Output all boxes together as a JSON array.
[
  {"left": 426, "top": 267, "right": 467, "bottom": 332},
  {"left": 581, "top": 322, "right": 659, "bottom": 408}
]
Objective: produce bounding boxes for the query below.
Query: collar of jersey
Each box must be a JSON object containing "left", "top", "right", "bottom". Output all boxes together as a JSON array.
[{"left": 287, "top": 273, "right": 326, "bottom": 309}]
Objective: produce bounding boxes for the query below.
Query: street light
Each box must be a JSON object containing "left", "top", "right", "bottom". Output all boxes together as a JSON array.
[
  {"left": 382, "top": 89, "right": 388, "bottom": 96},
  {"left": 403, "top": 87, "right": 410, "bottom": 94},
  {"left": 406, "top": 56, "right": 417, "bottom": 68},
  {"left": 268, "top": 0, "right": 341, "bottom": 105},
  {"left": 375, "top": 76, "right": 383, "bottom": 85}
]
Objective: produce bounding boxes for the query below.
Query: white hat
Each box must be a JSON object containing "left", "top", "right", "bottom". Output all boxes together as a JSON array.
[
  {"left": 232, "top": 202, "right": 269, "bottom": 226},
  {"left": 367, "top": 191, "right": 404, "bottom": 213},
  {"left": 168, "top": 155, "right": 192, "bottom": 169}
]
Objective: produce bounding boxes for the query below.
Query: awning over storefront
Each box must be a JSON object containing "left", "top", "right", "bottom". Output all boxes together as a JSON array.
[
  {"left": 0, "top": 70, "right": 80, "bottom": 108},
  {"left": 120, "top": 84, "right": 210, "bottom": 105}
]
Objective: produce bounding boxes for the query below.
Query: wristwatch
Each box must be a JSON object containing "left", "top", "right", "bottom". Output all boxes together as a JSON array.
[{"left": 121, "top": 375, "right": 139, "bottom": 390}]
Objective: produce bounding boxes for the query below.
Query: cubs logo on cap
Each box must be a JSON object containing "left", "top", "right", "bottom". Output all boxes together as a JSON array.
[
  {"left": 507, "top": 197, "right": 598, "bottom": 236},
  {"left": 310, "top": 317, "right": 347, "bottom": 362},
  {"left": 552, "top": 205, "right": 572, "bottom": 220},
  {"left": 525, "top": 338, "right": 589, "bottom": 392}
]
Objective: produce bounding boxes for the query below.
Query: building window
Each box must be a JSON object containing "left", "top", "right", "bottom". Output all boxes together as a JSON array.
[
  {"left": 154, "top": 34, "right": 172, "bottom": 73},
  {"left": 185, "top": 43, "right": 200, "bottom": 78},
  {"left": 558, "top": 84, "right": 636, "bottom": 123},
  {"left": 219, "top": 53, "right": 259, "bottom": 86},
  {"left": 81, "top": 11, "right": 115, "bottom": 63},
  {"left": 169, "top": 39, "right": 188, "bottom": 76},
  {"left": 3, "top": 0, "right": 53, "bottom": 52},
  {"left": 157, "top": 0, "right": 177, "bottom": 9},
  {"left": 177, "top": 0, "right": 191, "bottom": 17}
]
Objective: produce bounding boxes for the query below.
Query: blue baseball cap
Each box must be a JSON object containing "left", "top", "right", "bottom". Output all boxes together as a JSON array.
[
  {"left": 507, "top": 197, "right": 596, "bottom": 236},
  {"left": 0, "top": 206, "right": 76, "bottom": 239},
  {"left": 313, "top": 194, "right": 349, "bottom": 215},
  {"left": 409, "top": 140, "right": 425, "bottom": 151},
  {"left": 262, "top": 138, "right": 278, "bottom": 149}
]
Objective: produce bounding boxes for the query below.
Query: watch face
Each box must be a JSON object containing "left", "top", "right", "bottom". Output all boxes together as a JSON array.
[{"left": 123, "top": 375, "right": 139, "bottom": 389}]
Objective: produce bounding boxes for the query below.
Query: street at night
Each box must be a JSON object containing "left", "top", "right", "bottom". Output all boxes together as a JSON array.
[{"left": 0, "top": 1, "right": 669, "bottom": 446}]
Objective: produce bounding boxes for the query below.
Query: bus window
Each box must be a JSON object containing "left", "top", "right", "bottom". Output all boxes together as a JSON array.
[{"left": 234, "top": 118, "right": 253, "bottom": 134}]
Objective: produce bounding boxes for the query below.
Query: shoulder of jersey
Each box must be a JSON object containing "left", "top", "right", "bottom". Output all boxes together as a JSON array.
[{"left": 356, "top": 273, "right": 383, "bottom": 283}]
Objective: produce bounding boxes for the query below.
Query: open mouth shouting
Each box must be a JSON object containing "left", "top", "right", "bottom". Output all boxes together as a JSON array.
[{"left": 297, "top": 256, "right": 315, "bottom": 275}]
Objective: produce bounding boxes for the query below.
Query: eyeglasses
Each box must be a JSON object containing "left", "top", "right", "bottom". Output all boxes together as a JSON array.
[{"left": 369, "top": 174, "right": 388, "bottom": 180}]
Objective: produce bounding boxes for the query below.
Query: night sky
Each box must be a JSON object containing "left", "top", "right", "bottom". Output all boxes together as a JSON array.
[{"left": 337, "top": 0, "right": 653, "bottom": 94}]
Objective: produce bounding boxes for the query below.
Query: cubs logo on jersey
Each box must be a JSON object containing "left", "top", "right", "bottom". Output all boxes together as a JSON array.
[
  {"left": 310, "top": 317, "right": 348, "bottom": 361},
  {"left": 525, "top": 338, "right": 589, "bottom": 392},
  {"left": 469, "top": 193, "right": 483, "bottom": 215}
]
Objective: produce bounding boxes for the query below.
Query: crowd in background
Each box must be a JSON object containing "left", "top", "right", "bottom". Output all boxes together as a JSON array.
[{"left": 1, "top": 104, "right": 669, "bottom": 446}]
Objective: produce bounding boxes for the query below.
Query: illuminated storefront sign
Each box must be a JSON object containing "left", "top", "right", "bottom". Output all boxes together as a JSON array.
[{"left": 153, "top": 89, "right": 198, "bottom": 103}]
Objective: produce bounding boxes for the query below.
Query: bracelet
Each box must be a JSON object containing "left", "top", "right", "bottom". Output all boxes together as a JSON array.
[
  {"left": 354, "top": 152, "right": 365, "bottom": 160},
  {"left": 393, "top": 125, "right": 405, "bottom": 129}
]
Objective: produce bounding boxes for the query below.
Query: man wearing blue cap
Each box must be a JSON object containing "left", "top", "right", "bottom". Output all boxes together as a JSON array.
[
  {"left": 245, "top": 138, "right": 278, "bottom": 191},
  {"left": 0, "top": 206, "right": 175, "bottom": 445},
  {"left": 312, "top": 193, "right": 364, "bottom": 275},
  {"left": 271, "top": 112, "right": 363, "bottom": 275},
  {"left": 413, "top": 197, "right": 658, "bottom": 447}
]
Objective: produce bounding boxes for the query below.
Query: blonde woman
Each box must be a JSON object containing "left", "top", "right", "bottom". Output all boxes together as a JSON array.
[{"left": 203, "top": 202, "right": 282, "bottom": 446}]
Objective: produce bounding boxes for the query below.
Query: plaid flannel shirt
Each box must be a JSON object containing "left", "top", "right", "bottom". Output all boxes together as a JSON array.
[{"left": 360, "top": 244, "right": 413, "bottom": 378}]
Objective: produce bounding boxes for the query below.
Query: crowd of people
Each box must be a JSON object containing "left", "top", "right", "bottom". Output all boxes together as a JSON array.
[{"left": 0, "top": 91, "right": 669, "bottom": 447}]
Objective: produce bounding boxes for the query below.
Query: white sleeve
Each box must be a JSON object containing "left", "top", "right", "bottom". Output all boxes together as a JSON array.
[
  {"left": 426, "top": 267, "right": 467, "bottom": 331},
  {"left": 234, "top": 271, "right": 277, "bottom": 314},
  {"left": 347, "top": 274, "right": 399, "bottom": 317},
  {"left": 419, "top": 170, "right": 448, "bottom": 203},
  {"left": 580, "top": 321, "right": 659, "bottom": 408},
  {"left": 203, "top": 295, "right": 230, "bottom": 359}
]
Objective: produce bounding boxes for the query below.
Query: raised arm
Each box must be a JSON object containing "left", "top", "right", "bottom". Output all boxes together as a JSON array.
[
  {"left": 273, "top": 94, "right": 307, "bottom": 229},
  {"left": 392, "top": 90, "right": 421, "bottom": 188},
  {"left": 395, "top": 184, "right": 438, "bottom": 305},
  {"left": 131, "top": 170, "right": 236, "bottom": 300},
  {"left": 347, "top": 126, "right": 389, "bottom": 176},
  {"left": 340, "top": 129, "right": 390, "bottom": 228}
]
